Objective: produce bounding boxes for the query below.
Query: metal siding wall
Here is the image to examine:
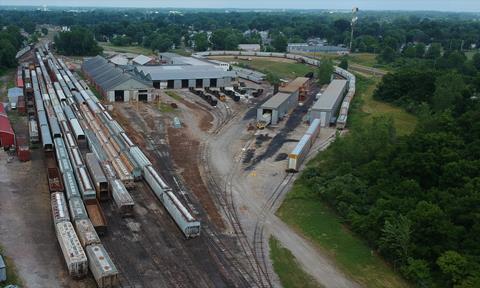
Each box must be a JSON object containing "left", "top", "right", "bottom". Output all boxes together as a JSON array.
[
  {"left": 256, "top": 108, "right": 264, "bottom": 121},
  {"left": 188, "top": 79, "right": 196, "bottom": 88},
  {"left": 107, "top": 91, "right": 114, "bottom": 102},
  {"left": 202, "top": 79, "right": 209, "bottom": 88},
  {"left": 271, "top": 110, "right": 279, "bottom": 125}
]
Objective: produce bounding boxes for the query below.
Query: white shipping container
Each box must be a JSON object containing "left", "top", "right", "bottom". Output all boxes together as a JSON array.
[
  {"left": 86, "top": 244, "right": 119, "bottom": 288},
  {"left": 68, "top": 197, "right": 89, "bottom": 221},
  {"left": 74, "top": 219, "right": 101, "bottom": 248},
  {"left": 51, "top": 192, "right": 70, "bottom": 224},
  {"left": 55, "top": 221, "right": 88, "bottom": 278}
]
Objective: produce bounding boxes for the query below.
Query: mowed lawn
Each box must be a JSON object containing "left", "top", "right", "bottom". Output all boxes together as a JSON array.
[
  {"left": 209, "top": 56, "right": 314, "bottom": 80},
  {"left": 99, "top": 42, "right": 155, "bottom": 55},
  {"left": 269, "top": 236, "right": 323, "bottom": 288},
  {"left": 348, "top": 74, "right": 417, "bottom": 136},
  {"left": 277, "top": 183, "right": 410, "bottom": 288}
]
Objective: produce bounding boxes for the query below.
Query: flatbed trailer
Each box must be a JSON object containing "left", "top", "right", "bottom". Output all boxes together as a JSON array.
[
  {"left": 85, "top": 199, "right": 107, "bottom": 235},
  {"left": 47, "top": 167, "right": 64, "bottom": 192}
]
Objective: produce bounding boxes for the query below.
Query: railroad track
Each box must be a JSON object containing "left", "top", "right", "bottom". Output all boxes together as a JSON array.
[{"left": 201, "top": 108, "right": 274, "bottom": 287}]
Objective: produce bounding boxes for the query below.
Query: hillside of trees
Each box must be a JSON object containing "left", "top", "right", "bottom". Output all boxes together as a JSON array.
[
  {"left": 301, "top": 49, "right": 480, "bottom": 287},
  {"left": 0, "top": 26, "right": 24, "bottom": 71}
]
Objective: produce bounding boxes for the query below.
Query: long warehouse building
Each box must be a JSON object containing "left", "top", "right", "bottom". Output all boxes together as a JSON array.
[
  {"left": 310, "top": 79, "right": 348, "bottom": 127},
  {"left": 82, "top": 56, "right": 155, "bottom": 102}
]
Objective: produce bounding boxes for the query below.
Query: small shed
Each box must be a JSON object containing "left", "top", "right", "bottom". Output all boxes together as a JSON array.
[
  {"left": 0, "top": 254, "right": 6, "bottom": 282},
  {"left": 257, "top": 92, "right": 298, "bottom": 125},
  {"left": 7, "top": 88, "right": 23, "bottom": 109},
  {"left": 132, "top": 55, "right": 153, "bottom": 66}
]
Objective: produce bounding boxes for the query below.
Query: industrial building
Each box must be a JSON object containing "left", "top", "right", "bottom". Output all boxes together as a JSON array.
[
  {"left": 279, "top": 77, "right": 311, "bottom": 102},
  {"left": 82, "top": 56, "right": 154, "bottom": 102},
  {"left": 310, "top": 79, "right": 348, "bottom": 127},
  {"left": 0, "top": 103, "right": 15, "bottom": 148},
  {"left": 135, "top": 53, "right": 235, "bottom": 89},
  {"left": 7, "top": 87, "right": 23, "bottom": 109},
  {"left": 257, "top": 92, "right": 298, "bottom": 125}
]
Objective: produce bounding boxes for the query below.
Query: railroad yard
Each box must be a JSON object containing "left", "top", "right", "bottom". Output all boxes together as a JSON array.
[{"left": 0, "top": 44, "right": 357, "bottom": 288}]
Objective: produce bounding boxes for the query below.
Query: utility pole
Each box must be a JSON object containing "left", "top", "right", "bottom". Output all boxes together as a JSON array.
[{"left": 350, "top": 7, "right": 359, "bottom": 52}]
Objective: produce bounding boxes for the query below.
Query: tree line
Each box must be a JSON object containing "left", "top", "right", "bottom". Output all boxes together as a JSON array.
[
  {"left": 0, "top": 9, "right": 479, "bottom": 54},
  {"left": 0, "top": 26, "right": 24, "bottom": 71},
  {"left": 301, "top": 48, "right": 480, "bottom": 287}
]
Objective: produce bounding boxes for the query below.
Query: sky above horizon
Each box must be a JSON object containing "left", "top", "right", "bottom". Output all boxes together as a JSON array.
[{"left": 0, "top": 0, "right": 479, "bottom": 12}]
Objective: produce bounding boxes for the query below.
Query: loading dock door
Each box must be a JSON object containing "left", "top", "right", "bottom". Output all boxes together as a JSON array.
[
  {"left": 196, "top": 79, "right": 203, "bottom": 88},
  {"left": 210, "top": 78, "right": 217, "bottom": 88},
  {"left": 320, "top": 112, "right": 327, "bottom": 127},
  {"left": 138, "top": 94, "right": 148, "bottom": 102},
  {"left": 182, "top": 79, "right": 189, "bottom": 88},
  {"left": 167, "top": 80, "right": 175, "bottom": 89},
  {"left": 114, "top": 90, "right": 125, "bottom": 102}
]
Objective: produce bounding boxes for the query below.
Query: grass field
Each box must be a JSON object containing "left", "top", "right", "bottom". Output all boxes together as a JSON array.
[
  {"left": 99, "top": 42, "right": 155, "bottom": 55},
  {"left": 348, "top": 74, "right": 417, "bottom": 136},
  {"left": 269, "top": 236, "right": 323, "bottom": 288},
  {"left": 277, "top": 183, "right": 410, "bottom": 288},
  {"left": 210, "top": 56, "right": 314, "bottom": 80},
  {"left": 165, "top": 90, "right": 182, "bottom": 101}
]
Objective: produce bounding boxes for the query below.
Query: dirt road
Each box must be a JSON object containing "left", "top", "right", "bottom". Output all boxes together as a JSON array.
[{"left": 205, "top": 97, "right": 361, "bottom": 287}]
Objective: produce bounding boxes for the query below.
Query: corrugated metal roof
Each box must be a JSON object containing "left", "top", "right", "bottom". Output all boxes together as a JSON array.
[
  {"left": 0, "top": 114, "right": 14, "bottom": 135},
  {"left": 7, "top": 87, "right": 23, "bottom": 97},
  {"left": 312, "top": 80, "right": 347, "bottom": 111},
  {"left": 132, "top": 55, "right": 152, "bottom": 65},
  {"left": 260, "top": 92, "right": 292, "bottom": 109},
  {"left": 280, "top": 77, "right": 309, "bottom": 93},
  {"left": 135, "top": 65, "right": 235, "bottom": 81},
  {"left": 82, "top": 56, "right": 151, "bottom": 91},
  {"left": 109, "top": 55, "right": 128, "bottom": 66},
  {"left": 159, "top": 52, "right": 211, "bottom": 66}
]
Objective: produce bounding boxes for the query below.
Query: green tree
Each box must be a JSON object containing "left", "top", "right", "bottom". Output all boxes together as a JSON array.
[
  {"left": 317, "top": 59, "right": 334, "bottom": 85},
  {"left": 339, "top": 57, "right": 349, "bottom": 70},
  {"left": 473, "top": 53, "right": 480, "bottom": 70},
  {"left": 403, "top": 45, "right": 416, "bottom": 58},
  {"left": 432, "top": 72, "right": 465, "bottom": 112},
  {"left": 379, "top": 215, "right": 411, "bottom": 265},
  {"left": 437, "top": 251, "right": 468, "bottom": 285},
  {"left": 193, "top": 32, "right": 209, "bottom": 51},
  {"left": 426, "top": 43, "right": 442, "bottom": 59},
  {"left": 0, "top": 39, "right": 17, "bottom": 68},
  {"left": 150, "top": 34, "right": 173, "bottom": 52},
  {"left": 400, "top": 258, "right": 432, "bottom": 287},
  {"left": 271, "top": 33, "right": 288, "bottom": 52},
  {"left": 415, "top": 43, "right": 426, "bottom": 58},
  {"left": 41, "top": 27, "right": 48, "bottom": 36},
  {"left": 54, "top": 27, "right": 103, "bottom": 56},
  {"left": 378, "top": 47, "right": 397, "bottom": 63}
]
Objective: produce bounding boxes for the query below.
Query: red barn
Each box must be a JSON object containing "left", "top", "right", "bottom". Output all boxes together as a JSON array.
[{"left": 0, "top": 104, "right": 15, "bottom": 148}]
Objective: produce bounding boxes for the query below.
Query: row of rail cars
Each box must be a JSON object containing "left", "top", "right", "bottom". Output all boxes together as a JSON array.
[
  {"left": 54, "top": 50, "right": 201, "bottom": 237},
  {"left": 193, "top": 51, "right": 356, "bottom": 129},
  {"left": 32, "top": 47, "right": 118, "bottom": 287},
  {"left": 25, "top": 43, "right": 202, "bottom": 286}
]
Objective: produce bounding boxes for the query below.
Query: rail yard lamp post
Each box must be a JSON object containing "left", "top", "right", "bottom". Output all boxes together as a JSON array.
[{"left": 350, "top": 7, "right": 359, "bottom": 52}]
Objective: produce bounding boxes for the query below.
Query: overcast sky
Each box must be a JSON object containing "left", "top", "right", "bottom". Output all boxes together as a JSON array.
[{"left": 0, "top": 0, "right": 479, "bottom": 12}]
